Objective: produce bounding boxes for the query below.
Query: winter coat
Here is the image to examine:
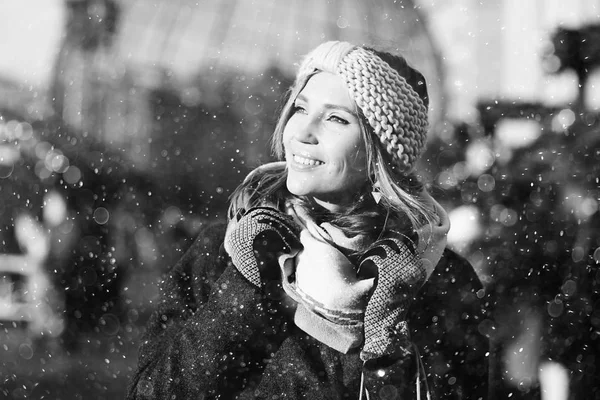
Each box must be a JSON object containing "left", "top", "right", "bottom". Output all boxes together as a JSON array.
[{"left": 126, "top": 221, "right": 490, "bottom": 399}]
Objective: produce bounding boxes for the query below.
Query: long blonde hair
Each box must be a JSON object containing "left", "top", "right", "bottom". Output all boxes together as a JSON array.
[{"left": 229, "top": 45, "right": 436, "bottom": 240}]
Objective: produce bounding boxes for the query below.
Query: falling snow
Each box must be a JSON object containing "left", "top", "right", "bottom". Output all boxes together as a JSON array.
[{"left": 1, "top": 1, "right": 600, "bottom": 399}]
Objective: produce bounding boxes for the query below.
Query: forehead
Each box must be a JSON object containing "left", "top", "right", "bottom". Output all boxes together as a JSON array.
[{"left": 298, "top": 72, "right": 354, "bottom": 108}]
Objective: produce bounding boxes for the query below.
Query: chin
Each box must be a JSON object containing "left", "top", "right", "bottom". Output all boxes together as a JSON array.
[{"left": 286, "top": 174, "right": 311, "bottom": 197}]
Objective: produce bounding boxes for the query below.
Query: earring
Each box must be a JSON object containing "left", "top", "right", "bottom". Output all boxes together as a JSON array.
[{"left": 371, "top": 181, "right": 382, "bottom": 204}]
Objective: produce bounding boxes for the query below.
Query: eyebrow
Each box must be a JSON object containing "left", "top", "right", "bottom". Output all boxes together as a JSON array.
[{"left": 296, "top": 94, "right": 358, "bottom": 117}]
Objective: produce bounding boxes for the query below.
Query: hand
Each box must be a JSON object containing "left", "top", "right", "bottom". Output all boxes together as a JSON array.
[
  {"left": 224, "top": 207, "right": 300, "bottom": 290},
  {"left": 358, "top": 235, "right": 425, "bottom": 361}
]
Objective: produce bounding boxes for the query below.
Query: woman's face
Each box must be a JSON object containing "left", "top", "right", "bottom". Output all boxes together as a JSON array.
[{"left": 283, "top": 72, "right": 368, "bottom": 211}]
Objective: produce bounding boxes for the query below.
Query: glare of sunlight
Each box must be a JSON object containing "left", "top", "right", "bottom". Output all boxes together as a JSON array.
[
  {"left": 504, "top": 311, "right": 542, "bottom": 392},
  {"left": 584, "top": 69, "right": 600, "bottom": 111},
  {"left": 561, "top": 186, "right": 599, "bottom": 221},
  {"left": 542, "top": 70, "right": 580, "bottom": 108},
  {"left": 551, "top": 109, "right": 577, "bottom": 133},
  {"left": 0, "top": 0, "right": 65, "bottom": 87},
  {"left": 539, "top": 361, "right": 569, "bottom": 400},
  {"left": 464, "top": 139, "right": 495, "bottom": 176},
  {"left": 14, "top": 214, "right": 49, "bottom": 260},
  {"left": 43, "top": 190, "right": 67, "bottom": 228},
  {"left": 447, "top": 205, "right": 481, "bottom": 253},
  {"left": 495, "top": 118, "right": 542, "bottom": 150}
]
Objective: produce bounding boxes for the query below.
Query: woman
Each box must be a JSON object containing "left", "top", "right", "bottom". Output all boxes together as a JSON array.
[{"left": 127, "top": 41, "right": 489, "bottom": 399}]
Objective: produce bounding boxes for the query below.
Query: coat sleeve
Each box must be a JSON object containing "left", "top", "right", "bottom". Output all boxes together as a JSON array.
[{"left": 126, "top": 222, "right": 290, "bottom": 400}]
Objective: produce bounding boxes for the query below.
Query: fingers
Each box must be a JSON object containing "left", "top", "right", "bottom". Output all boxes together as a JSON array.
[
  {"left": 278, "top": 252, "right": 297, "bottom": 282},
  {"left": 299, "top": 228, "right": 328, "bottom": 248},
  {"left": 353, "top": 277, "right": 375, "bottom": 297}
]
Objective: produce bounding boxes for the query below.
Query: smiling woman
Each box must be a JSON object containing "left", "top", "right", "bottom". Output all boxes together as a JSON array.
[
  {"left": 127, "top": 41, "right": 489, "bottom": 400},
  {"left": 283, "top": 72, "right": 367, "bottom": 210}
]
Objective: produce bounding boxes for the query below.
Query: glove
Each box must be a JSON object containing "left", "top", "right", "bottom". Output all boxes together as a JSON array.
[
  {"left": 358, "top": 234, "right": 425, "bottom": 361},
  {"left": 224, "top": 207, "right": 300, "bottom": 290}
]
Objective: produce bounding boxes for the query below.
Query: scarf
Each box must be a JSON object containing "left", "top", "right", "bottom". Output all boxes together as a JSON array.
[{"left": 232, "top": 162, "right": 451, "bottom": 353}]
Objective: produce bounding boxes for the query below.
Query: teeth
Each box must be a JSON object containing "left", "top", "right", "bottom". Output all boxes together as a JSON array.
[{"left": 293, "top": 155, "right": 324, "bottom": 166}]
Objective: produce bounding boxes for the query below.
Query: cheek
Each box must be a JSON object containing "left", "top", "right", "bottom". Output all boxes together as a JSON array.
[
  {"left": 342, "top": 143, "right": 367, "bottom": 171},
  {"left": 353, "top": 148, "right": 368, "bottom": 171},
  {"left": 281, "top": 129, "right": 290, "bottom": 148},
  {"left": 327, "top": 149, "right": 366, "bottom": 182},
  {"left": 282, "top": 116, "right": 298, "bottom": 143}
]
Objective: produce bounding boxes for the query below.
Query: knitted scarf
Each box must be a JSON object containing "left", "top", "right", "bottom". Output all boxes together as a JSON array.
[
  {"left": 228, "top": 162, "right": 450, "bottom": 354},
  {"left": 279, "top": 195, "right": 449, "bottom": 354},
  {"left": 279, "top": 202, "right": 373, "bottom": 352}
]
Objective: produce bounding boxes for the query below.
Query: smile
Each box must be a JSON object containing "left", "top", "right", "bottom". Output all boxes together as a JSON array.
[{"left": 292, "top": 154, "right": 324, "bottom": 166}]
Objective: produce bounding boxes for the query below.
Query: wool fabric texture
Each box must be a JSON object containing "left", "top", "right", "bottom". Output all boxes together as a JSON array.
[
  {"left": 358, "top": 235, "right": 426, "bottom": 361},
  {"left": 224, "top": 207, "right": 300, "bottom": 288},
  {"left": 298, "top": 41, "right": 429, "bottom": 173},
  {"left": 126, "top": 221, "right": 491, "bottom": 399}
]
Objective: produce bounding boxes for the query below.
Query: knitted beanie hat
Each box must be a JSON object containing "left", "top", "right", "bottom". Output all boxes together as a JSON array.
[{"left": 296, "top": 41, "right": 429, "bottom": 174}]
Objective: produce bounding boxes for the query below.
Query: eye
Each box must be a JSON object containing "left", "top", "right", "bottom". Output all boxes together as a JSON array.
[
  {"left": 292, "top": 104, "right": 307, "bottom": 114},
  {"left": 328, "top": 115, "right": 349, "bottom": 125}
]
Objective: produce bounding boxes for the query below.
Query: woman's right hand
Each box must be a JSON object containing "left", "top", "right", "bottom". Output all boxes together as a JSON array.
[
  {"left": 293, "top": 230, "right": 374, "bottom": 312},
  {"left": 224, "top": 207, "right": 301, "bottom": 290}
]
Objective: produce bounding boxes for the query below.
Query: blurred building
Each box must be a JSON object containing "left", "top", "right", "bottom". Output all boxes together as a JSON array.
[
  {"left": 1, "top": 0, "right": 598, "bottom": 136},
  {"left": 422, "top": 0, "right": 600, "bottom": 123},
  {"left": 49, "top": 0, "right": 443, "bottom": 175},
  {"left": 2, "top": 0, "right": 599, "bottom": 173}
]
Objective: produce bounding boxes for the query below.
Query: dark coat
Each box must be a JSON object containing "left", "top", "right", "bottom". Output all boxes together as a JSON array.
[{"left": 126, "top": 221, "right": 490, "bottom": 399}]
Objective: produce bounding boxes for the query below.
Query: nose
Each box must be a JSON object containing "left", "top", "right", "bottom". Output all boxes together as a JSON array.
[{"left": 292, "top": 116, "right": 319, "bottom": 145}]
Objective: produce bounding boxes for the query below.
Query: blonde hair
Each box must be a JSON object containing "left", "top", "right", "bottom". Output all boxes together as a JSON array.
[{"left": 230, "top": 42, "right": 436, "bottom": 238}]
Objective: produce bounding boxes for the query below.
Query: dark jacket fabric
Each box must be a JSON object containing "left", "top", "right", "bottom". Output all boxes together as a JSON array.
[{"left": 126, "top": 221, "right": 489, "bottom": 399}]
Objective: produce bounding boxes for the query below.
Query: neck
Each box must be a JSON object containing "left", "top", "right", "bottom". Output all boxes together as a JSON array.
[{"left": 312, "top": 196, "right": 352, "bottom": 214}]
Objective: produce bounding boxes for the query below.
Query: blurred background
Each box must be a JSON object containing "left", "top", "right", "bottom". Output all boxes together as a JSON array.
[{"left": 0, "top": 0, "right": 598, "bottom": 399}]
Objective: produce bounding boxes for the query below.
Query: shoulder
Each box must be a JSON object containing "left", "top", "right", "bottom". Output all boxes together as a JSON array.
[
  {"left": 418, "top": 248, "right": 484, "bottom": 302},
  {"left": 433, "top": 249, "right": 483, "bottom": 290},
  {"left": 410, "top": 247, "right": 487, "bottom": 337}
]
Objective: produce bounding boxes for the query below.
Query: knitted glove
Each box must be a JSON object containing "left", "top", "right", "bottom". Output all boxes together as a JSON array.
[
  {"left": 358, "top": 234, "right": 425, "bottom": 361},
  {"left": 224, "top": 207, "right": 300, "bottom": 291}
]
